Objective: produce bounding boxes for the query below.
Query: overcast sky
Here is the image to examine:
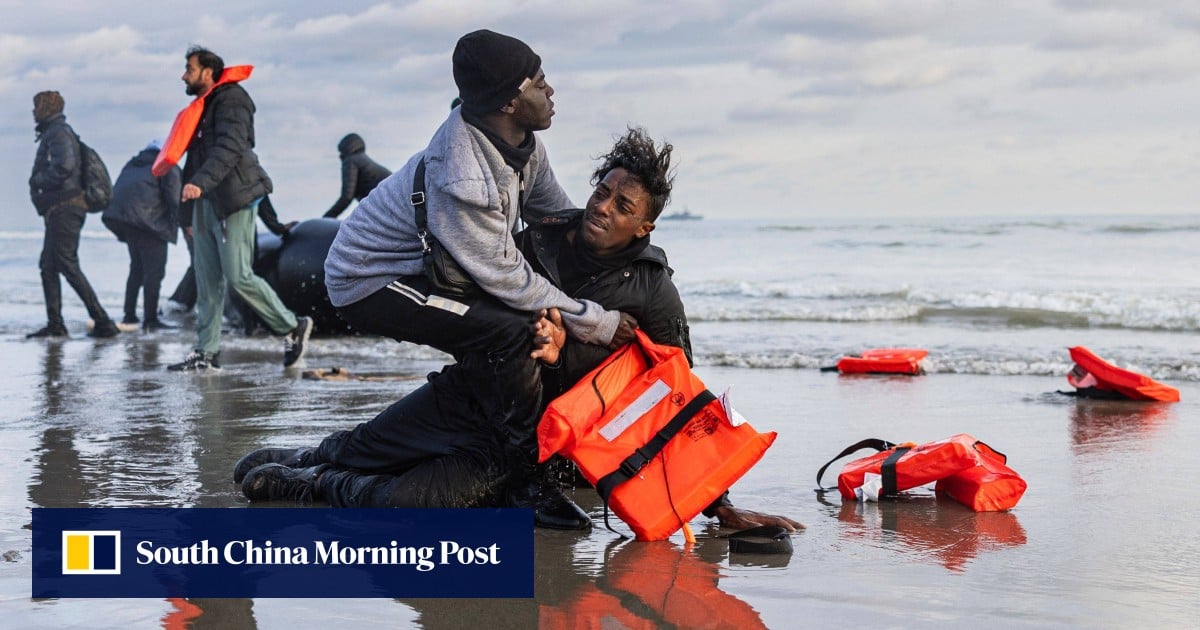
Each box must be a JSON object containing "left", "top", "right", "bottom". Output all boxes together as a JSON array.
[{"left": 3, "top": 0, "right": 1198, "bottom": 229}]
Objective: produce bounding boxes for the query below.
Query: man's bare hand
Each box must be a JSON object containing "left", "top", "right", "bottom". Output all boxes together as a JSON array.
[
  {"left": 714, "top": 506, "right": 804, "bottom": 532},
  {"left": 531, "top": 308, "right": 566, "bottom": 364},
  {"left": 607, "top": 312, "right": 638, "bottom": 349},
  {"left": 181, "top": 183, "right": 203, "bottom": 202}
]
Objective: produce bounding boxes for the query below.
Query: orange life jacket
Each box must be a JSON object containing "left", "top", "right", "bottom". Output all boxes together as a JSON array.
[
  {"left": 1066, "top": 346, "right": 1179, "bottom": 402},
  {"left": 835, "top": 348, "right": 928, "bottom": 375},
  {"left": 538, "top": 330, "right": 776, "bottom": 541},
  {"left": 152, "top": 66, "right": 254, "bottom": 177},
  {"left": 816, "top": 434, "right": 1027, "bottom": 511}
]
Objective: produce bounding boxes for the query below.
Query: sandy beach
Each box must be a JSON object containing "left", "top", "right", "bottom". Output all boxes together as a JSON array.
[{"left": 2, "top": 326, "right": 1197, "bottom": 628}]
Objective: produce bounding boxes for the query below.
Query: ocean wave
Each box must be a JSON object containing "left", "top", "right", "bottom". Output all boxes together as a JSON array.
[
  {"left": 681, "top": 284, "right": 1200, "bottom": 331},
  {"left": 0, "top": 229, "right": 113, "bottom": 240},
  {"left": 696, "top": 350, "right": 1200, "bottom": 381},
  {"left": 1098, "top": 223, "right": 1200, "bottom": 234}
]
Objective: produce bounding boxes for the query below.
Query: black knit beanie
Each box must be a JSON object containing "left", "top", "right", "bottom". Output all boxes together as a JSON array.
[
  {"left": 453, "top": 30, "right": 541, "bottom": 116},
  {"left": 33, "top": 91, "right": 64, "bottom": 123}
]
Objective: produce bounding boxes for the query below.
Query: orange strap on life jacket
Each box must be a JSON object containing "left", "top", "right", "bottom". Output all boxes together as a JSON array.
[
  {"left": 538, "top": 329, "right": 777, "bottom": 541},
  {"left": 816, "top": 433, "right": 1027, "bottom": 511},
  {"left": 152, "top": 65, "right": 254, "bottom": 177}
]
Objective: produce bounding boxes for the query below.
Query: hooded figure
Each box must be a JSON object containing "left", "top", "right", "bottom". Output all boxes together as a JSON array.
[
  {"left": 27, "top": 90, "right": 120, "bottom": 338},
  {"left": 102, "top": 139, "right": 182, "bottom": 330},
  {"left": 322, "top": 133, "right": 391, "bottom": 219}
]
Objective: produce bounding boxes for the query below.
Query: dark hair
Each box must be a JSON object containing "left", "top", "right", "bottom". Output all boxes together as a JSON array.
[
  {"left": 186, "top": 45, "right": 224, "bottom": 81},
  {"left": 591, "top": 127, "right": 675, "bottom": 220}
]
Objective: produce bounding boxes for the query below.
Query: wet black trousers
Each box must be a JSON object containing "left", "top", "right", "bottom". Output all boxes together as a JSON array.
[
  {"left": 335, "top": 277, "right": 543, "bottom": 460},
  {"left": 310, "top": 368, "right": 509, "bottom": 508},
  {"left": 39, "top": 202, "right": 111, "bottom": 327},
  {"left": 122, "top": 229, "right": 168, "bottom": 323}
]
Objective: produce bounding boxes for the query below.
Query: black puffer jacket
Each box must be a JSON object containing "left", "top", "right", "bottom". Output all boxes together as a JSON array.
[
  {"left": 519, "top": 211, "right": 692, "bottom": 399},
  {"left": 323, "top": 133, "right": 392, "bottom": 218},
  {"left": 102, "top": 148, "right": 180, "bottom": 244},
  {"left": 29, "top": 114, "right": 83, "bottom": 214},
  {"left": 182, "top": 82, "right": 272, "bottom": 223},
  {"left": 520, "top": 212, "right": 731, "bottom": 514}
]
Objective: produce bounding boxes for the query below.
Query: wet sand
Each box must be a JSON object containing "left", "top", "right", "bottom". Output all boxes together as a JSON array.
[{"left": 2, "top": 331, "right": 1198, "bottom": 628}]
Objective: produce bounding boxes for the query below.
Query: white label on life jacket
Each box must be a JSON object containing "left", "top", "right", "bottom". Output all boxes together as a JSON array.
[{"left": 599, "top": 379, "right": 672, "bottom": 442}]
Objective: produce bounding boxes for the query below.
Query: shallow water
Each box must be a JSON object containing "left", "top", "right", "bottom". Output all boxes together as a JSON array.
[{"left": 2, "top": 334, "right": 1197, "bottom": 628}]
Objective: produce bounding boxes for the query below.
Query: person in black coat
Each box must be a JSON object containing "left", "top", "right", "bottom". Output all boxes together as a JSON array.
[
  {"left": 102, "top": 140, "right": 182, "bottom": 331},
  {"left": 27, "top": 90, "right": 119, "bottom": 339},
  {"left": 169, "top": 46, "right": 311, "bottom": 372},
  {"left": 322, "top": 133, "right": 390, "bottom": 219}
]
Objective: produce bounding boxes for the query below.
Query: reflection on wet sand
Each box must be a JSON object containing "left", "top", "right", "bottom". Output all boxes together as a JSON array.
[
  {"left": 28, "top": 341, "right": 263, "bottom": 627},
  {"left": 161, "top": 598, "right": 254, "bottom": 629},
  {"left": 402, "top": 537, "right": 768, "bottom": 630},
  {"left": 1068, "top": 399, "right": 1175, "bottom": 452},
  {"left": 831, "top": 497, "right": 1026, "bottom": 573}
]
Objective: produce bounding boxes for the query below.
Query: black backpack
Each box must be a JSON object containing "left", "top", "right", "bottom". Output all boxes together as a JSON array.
[{"left": 74, "top": 134, "right": 112, "bottom": 213}]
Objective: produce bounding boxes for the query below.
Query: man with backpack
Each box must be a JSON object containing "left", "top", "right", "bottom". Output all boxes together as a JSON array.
[{"left": 27, "top": 90, "right": 119, "bottom": 339}]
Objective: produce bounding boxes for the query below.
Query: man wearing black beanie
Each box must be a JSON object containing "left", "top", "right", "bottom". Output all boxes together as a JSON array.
[{"left": 314, "top": 30, "right": 637, "bottom": 529}]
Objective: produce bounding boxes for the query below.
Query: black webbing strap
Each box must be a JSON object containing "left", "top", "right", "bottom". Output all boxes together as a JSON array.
[
  {"left": 815, "top": 438, "right": 897, "bottom": 490},
  {"left": 595, "top": 389, "right": 717, "bottom": 502},
  {"left": 411, "top": 158, "right": 430, "bottom": 253},
  {"left": 879, "top": 446, "right": 912, "bottom": 496},
  {"left": 593, "top": 389, "right": 718, "bottom": 537}
]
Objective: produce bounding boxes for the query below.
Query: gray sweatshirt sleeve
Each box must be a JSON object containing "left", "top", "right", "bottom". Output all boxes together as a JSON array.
[{"left": 429, "top": 177, "right": 619, "bottom": 346}]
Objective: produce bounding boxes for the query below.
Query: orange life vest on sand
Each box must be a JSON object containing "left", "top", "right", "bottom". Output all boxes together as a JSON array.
[
  {"left": 828, "top": 348, "right": 928, "bottom": 375},
  {"left": 538, "top": 330, "right": 777, "bottom": 541},
  {"left": 152, "top": 66, "right": 254, "bottom": 177},
  {"left": 816, "top": 434, "right": 1027, "bottom": 511},
  {"left": 1066, "top": 346, "right": 1179, "bottom": 402}
]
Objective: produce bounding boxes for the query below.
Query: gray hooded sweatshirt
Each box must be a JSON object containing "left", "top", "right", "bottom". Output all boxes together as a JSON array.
[{"left": 324, "top": 109, "right": 619, "bottom": 345}]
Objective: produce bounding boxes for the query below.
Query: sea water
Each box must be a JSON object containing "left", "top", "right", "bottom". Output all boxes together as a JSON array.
[{"left": 2, "top": 213, "right": 1197, "bottom": 628}]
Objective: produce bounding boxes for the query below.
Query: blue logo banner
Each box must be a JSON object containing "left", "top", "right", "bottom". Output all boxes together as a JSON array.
[{"left": 33, "top": 508, "right": 533, "bottom": 598}]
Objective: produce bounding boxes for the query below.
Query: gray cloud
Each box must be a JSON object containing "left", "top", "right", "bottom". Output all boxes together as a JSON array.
[{"left": 2, "top": 1, "right": 1198, "bottom": 225}]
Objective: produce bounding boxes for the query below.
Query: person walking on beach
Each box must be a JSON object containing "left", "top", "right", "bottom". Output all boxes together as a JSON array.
[
  {"left": 322, "top": 133, "right": 391, "bottom": 219},
  {"left": 167, "top": 46, "right": 311, "bottom": 372},
  {"left": 101, "top": 139, "right": 181, "bottom": 332},
  {"left": 27, "top": 90, "right": 120, "bottom": 339},
  {"left": 323, "top": 29, "right": 636, "bottom": 527}
]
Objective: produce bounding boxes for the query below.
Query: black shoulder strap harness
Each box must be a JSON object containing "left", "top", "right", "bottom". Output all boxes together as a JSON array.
[
  {"left": 814, "top": 438, "right": 911, "bottom": 496},
  {"left": 593, "top": 388, "right": 718, "bottom": 537}
]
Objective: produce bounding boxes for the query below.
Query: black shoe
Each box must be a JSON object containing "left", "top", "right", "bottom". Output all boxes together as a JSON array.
[
  {"left": 283, "top": 316, "right": 313, "bottom": 367},
  {"left": 508, "top": 468, "right": 592, "bottom": 530},
  {"left": 143, "top": 320, "right": 179, "bottom": 332},
  {"left": 167, "top": 351, "right": 221, "bottom": 372},
  {"left": 233, "top": 447, "right": 315, "bottom": 483},
  {"left": 26, "top": 325, "right": 69, "bottom": 339},
  {"left": 241, "top": 463, "right": 325, "bottom": 502},
  {"left": 88, "top": 319, "right": 121, "bottom": 338}
]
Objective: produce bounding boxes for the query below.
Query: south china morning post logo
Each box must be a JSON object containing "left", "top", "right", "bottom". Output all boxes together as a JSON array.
[
  {"left": 33, "top": 508, "right": 533, "bottom": 598},
  {"left": 61, "top": 530, "right": 121, "bottom": 575}
]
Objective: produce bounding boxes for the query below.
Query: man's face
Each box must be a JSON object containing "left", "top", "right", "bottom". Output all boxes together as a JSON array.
[
  {"left": 182, "top": 56, "right": 213, "bottom": 96},
  {"left": 508, "top": 70, "right": 554, "bottom": 132},
  {"left": 580, "top": 167, "right": 655, "bottom": 256}
]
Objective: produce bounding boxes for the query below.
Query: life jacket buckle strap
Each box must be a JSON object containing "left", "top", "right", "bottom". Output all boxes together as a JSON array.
[{"left": 620, "top": 449, "right": 652, "bottom": 477}]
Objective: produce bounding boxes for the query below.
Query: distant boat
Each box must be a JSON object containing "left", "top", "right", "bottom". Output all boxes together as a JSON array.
[{"left": 661, "top": 207, "right": 702, "bottom": 221}]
